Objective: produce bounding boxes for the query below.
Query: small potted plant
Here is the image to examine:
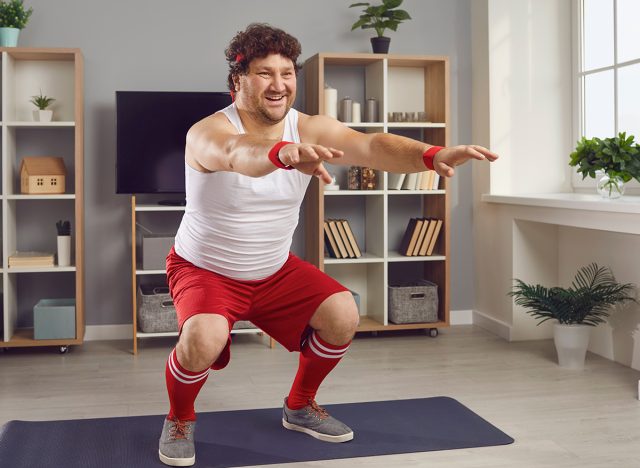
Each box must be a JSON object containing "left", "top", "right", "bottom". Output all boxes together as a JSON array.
[
  {"left": 509, "top": 263, "right": 636, "bottom": 369},
  {"left": 0, "top": 0, "right": 33, "bottom": 47},
  {"left": 349, "top": 0, "right": 411, "bottom": 54},
  {"left": 30, "top": 90, "right": 55, "bottom": 122},
  {"left": 569, "top": 132, "right": 640, "bottom": 199}
]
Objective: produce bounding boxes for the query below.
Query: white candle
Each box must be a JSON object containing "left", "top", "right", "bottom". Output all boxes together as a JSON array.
[
  {"left": 324, "top": 87, "right": 338, "bottom": 119},
  {"left": 352, "top": 102, "right": 361, "bottom": 123}
]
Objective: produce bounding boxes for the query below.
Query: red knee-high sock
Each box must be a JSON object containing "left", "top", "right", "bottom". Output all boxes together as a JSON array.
[
  {"left": 165, "top": 348, "right": 210, "bottom": 421},
  {"left": 287, "top": 330, "right": 351, "bottom": 410}
]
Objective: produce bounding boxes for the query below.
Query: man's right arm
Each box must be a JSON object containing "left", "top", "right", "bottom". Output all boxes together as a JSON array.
[
  {"left": 185, "top": 113, "right": 279, "bottom": 177},
  {"left": 185, "top": 113, "right": 341, "bottom": 182}
]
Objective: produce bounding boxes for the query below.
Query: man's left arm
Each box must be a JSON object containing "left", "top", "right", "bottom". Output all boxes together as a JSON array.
[{"left": 299, "top": 114, "right": 498, "bottom": 177}]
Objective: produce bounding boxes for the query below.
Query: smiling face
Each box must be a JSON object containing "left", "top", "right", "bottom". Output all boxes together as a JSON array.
[{"left": 234, "top": 54, "right": 297, "bottom": 125}]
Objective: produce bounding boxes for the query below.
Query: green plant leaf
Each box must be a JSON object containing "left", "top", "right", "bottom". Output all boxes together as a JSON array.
[{"left": 383, "top": 0, "right": 403, "bottom": 9}]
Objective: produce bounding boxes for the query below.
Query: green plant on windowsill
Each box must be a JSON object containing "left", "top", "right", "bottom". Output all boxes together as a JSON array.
[
  {"left": 508, "top": 263, "right": 636, "bottom": 326},
  {"left": 569, "top": 132, "right": 640, "bottom": 198},
  {"left": 0, "top": 0, "right": 33, "bottom": 29}
]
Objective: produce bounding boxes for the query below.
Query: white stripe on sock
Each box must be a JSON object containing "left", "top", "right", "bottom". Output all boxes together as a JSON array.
[
  {"left": 310, "top": 332, "right": 349, "bottom": 354},
  {"left": 307, "top": 334, "right": 349, "bottom": 359},
  {"left": 168, "top": 350, "right": 210, "bottom": 383}
]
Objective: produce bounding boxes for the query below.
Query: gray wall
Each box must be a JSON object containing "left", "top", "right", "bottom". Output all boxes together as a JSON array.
[{"left": 19, "top": 0, "right": 473, "bottom": 326}]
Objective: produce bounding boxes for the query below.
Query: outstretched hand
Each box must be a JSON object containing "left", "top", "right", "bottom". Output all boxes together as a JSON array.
[
  {"left": 433, "top": 145, "right": 498, "bottom": 177},
  {"left": 279, "top": 143, "right": 344, "bottom": 183}
]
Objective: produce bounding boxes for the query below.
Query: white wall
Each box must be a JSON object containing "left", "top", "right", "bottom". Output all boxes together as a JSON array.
[
  {"left": 18, "top": 0, "right": 477, "bottom": 326},
  {"left": 472, "top": 0, "right": 640, "bottom": 370}
]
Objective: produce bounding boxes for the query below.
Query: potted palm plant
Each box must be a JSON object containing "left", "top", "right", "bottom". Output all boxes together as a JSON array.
[
  {"left": 349, "top": 0, "right": 411, "bottom": 53},
  {"left": 0, "top": 0, "right": 33, "bottom": 47},
  {"left": 509, "top": 263, "right": 636, "bottom": 369},
  {"left": 569, "top": 132, "right": 640, "bottom": 199},
  {"left": 30, "top": 90, "right": 55, "bottom": 122}
]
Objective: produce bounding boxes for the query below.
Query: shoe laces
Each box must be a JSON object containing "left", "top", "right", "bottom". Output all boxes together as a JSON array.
[
  {"left": 307, "top": 399, "right": 329, "bottom": 420},
  {"left": 169, "top": 419, "right": 191, "bottom": 440}
]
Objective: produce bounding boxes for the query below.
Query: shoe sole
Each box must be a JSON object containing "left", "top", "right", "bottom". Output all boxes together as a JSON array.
[
  {"left": 158, "top": 449, "right": 195, "bottom": 467},
  {"left": 282, "top": 418, "right": 354, "bottom": 443}
]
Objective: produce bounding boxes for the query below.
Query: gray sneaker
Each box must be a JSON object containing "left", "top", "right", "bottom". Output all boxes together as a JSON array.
[
  {"left": 282, "top": 398, "right": 354, "bottom": 443},
  {"left": 158, "top": 417, "right": 196, "bottom": 467}
]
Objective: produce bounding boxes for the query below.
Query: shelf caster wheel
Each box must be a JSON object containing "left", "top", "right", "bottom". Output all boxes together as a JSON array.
[
  {"left": 428, "top": 328, "right": 438, "bottom": 338},
  {"left": 59, "top": 346, "right": 69, "bottom": 354}
]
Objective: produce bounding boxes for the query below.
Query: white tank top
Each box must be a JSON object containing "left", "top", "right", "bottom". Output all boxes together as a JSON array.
[{"left": 174, "top": 103, "right": 311, "bottom": 280}]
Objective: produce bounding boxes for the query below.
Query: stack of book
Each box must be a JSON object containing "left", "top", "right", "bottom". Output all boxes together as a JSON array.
[
  {"left": 323, "top": 219, "right": 362, "bottom": 259},
  {"left": 398, "top": 218, "right": 443, "bottom": 256},
  {"left": 8, "top": 251, "right": 55, "bottom": 268},
  {"left": 388, "top": 170, "right": 441, "bottom": 191}
]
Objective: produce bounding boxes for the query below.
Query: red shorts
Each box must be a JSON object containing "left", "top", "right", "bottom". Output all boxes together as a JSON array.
[{"left": 166, "top": 247, "right": 348, "bottom": 369}]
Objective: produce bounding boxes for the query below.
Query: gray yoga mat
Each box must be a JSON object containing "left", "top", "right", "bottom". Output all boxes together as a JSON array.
[{"left": 0, "top": 397, "right": 513, "bottom": 467}]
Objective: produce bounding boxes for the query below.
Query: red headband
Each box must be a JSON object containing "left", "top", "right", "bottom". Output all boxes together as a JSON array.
[{"left": 235, "top": 53, "right": 244, "bottom": 63}]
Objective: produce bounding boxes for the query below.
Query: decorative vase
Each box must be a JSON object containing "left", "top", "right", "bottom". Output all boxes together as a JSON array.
[
  {"left": 57, "top": 235, "right": 71, "bottom": 267},
  {"left": 371, "top": 36, "right": 390, "bottom": 54},
  {"left": 596, "top": 172, "right": 625, "bottom": 199},
  {"left": 553, "top": 323, "right": 591, "bottom": 369},
  {"left": 32, "top": 110, "right": 53, "bottom": 122},
  {"left": 0, "top": 27, "right": 20, "bottom": 47}
]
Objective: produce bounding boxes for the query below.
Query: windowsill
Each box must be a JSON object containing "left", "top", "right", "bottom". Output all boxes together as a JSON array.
[{"left": 481, "top": 192, "right": 640, "bottom": 214}]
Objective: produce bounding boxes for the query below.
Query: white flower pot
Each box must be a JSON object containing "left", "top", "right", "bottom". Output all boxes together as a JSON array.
[
  {"left": 553, "top": 323, "right": 592, "bottom": 369},
  {"left": 33, "top": 110, "right": 53, "bottom": 122},
  {"left": 57, "top": 235, "right": 71, "bottom": 267}
]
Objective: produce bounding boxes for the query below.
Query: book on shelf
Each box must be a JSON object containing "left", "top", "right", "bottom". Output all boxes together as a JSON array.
[
  {"left": 417, "top": 218, "right": 437, "bottom": 256},
  {"left": 9, "top": 251, "right": 55, "bottom": 267},
  {"left": 411, "top": 217, "right": 430, "bottom": 256},
  {"left": 323, "top": 221, "right": 341, "bottom": 258},
  {"left": 340, "top": 219, "right": 362, "bottom": 257},
  {"left": 399, "top": 218, "right": 418, "bottom": 254},
  {"left": 425, "top": 219, "right": 443, "bottom": 255},
  {"left": 327, "top": 220, "right": 349, "bottom": 259},
  {"left": 387, "top": 172, "right": 405, "bottom": 190},
  {"left": 401, "top": 172, "right": 418, "bottom": 190},
  {"left": 335, "top": 220, "right": 355, "bottom": 258}
]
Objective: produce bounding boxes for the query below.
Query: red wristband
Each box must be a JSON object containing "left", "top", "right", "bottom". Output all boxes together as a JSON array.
[
  {"left": 422, "top": 146, "right": 444, "bottom": 170},
  {"left": 268, "top": 141, "right": 294, "bottom": 170}
]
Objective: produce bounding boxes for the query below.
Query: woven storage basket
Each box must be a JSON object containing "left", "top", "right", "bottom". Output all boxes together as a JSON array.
[
  {"left": 388, "top": 280, "right": 438, "bottom": 324},
  {"left": 137, "top": 285, "right": 178, "bottom": 333}
]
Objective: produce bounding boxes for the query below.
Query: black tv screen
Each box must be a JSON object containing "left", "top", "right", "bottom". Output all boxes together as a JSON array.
[{"left": 116, "top": 91, "right": 232, "bottom": 194}]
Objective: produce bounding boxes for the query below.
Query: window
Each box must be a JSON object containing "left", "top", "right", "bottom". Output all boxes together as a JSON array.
[{"left": 575, "top": 0, "right": 640, "bottom": 188}]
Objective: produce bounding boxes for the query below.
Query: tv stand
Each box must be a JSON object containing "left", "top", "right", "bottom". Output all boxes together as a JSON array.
[{"left": 158, "top": 199, "right": 186, "bottom": 206}]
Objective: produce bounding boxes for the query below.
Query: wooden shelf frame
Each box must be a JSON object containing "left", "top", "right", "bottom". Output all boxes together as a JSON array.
[
  {"left": 0, "top": 47, "right": 84, "bottom": 349},
  {"left": 303, "top": 52, "right": 450, "bottom": 333}
]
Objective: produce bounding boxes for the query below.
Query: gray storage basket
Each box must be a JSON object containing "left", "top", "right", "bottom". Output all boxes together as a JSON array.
[
  {"left": 388, "top": 280, "right": 438, "bottom": 324},
  {"left": 137, "top": 285, "right": 178, "bottom": 333},
  {"left": 137, "top": 284, "right": 257, "bottom": 333}
]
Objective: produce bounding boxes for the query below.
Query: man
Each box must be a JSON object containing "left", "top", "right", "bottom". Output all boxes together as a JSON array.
[{"left": 159, "top": 23, "right": 498, "bottom": 467}]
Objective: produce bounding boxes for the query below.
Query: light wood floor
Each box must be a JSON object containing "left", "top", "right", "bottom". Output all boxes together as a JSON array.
[{"left": 1, "top": 325, "right": 640, "bottom": 467}]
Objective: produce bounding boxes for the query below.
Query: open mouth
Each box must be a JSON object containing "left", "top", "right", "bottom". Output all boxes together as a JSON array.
[{"left": 265, "top": 95, "right": 285, "bottom": 103}]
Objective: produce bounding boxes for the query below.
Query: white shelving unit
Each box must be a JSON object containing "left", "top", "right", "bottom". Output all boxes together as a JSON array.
[
  {"left": 303, "top": 53, "right": 450, "bottom": 334},
  {"left": 130, "top": 196, "right": 272, "bottom": 354},
  {"left": 0, "top": 48, "right": 84, "bottom": 351}
]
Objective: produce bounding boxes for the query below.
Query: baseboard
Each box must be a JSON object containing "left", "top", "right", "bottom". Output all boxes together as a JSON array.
[
  {"left": 84, "top": 324, "right": 133, "bottom": 341},
  {"left": 472, "top": 309, "right": 512, "bottom": 341},
  {"left": 450, "top": 309, "right": 473, "bottom": 325}
]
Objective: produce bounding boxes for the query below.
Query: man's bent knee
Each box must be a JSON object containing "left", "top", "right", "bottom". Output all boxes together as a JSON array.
[
  {"left": 310, "top": 291, "right": 360, "bottom": 345},
  {"left": 177, "top": 314, "right": 230, "bottom": 371}
]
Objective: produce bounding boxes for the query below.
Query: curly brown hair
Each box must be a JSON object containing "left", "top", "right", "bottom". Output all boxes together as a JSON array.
[{"left": 225, "top": 23, "right": 302, "bottom": 93}]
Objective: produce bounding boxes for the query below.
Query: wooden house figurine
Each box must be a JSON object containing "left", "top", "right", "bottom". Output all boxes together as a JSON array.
[{"left": 20, "top": 157, "right": 66, "bottom": 194}]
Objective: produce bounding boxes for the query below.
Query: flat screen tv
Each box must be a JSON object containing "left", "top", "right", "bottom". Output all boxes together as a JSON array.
[{"left": 116, "top": 91, "right": 232, "bottom": 195}]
